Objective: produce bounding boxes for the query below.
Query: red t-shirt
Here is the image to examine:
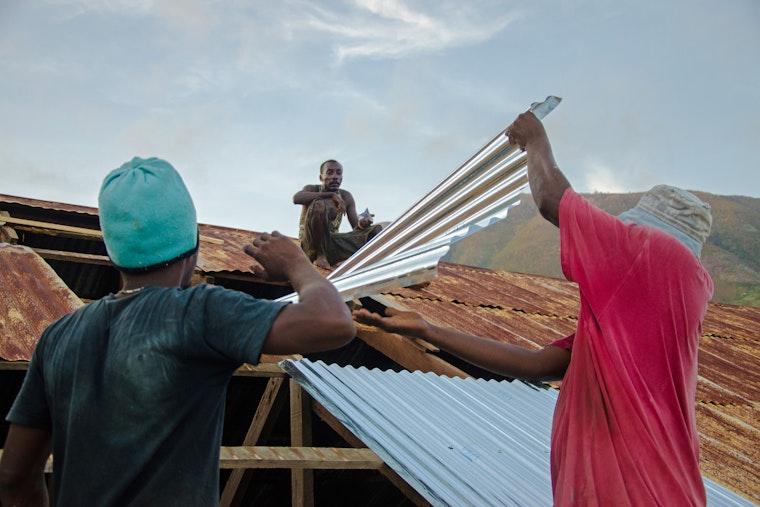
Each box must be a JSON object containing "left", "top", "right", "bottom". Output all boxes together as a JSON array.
[{"left": 550, "top": 189, "right": 712, "bottom": 506}]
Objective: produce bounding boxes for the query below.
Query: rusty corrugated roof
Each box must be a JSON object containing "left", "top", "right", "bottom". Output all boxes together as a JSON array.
[
  {"left": 1, "top": 193, "right": 757, "bottom": 502},
  {"left": 196, "top": 223, "right": 267, "bottom": 275},
  {"left": 0, "top": 194, "right": 98, "bottom": 215},
  {"left": 0, "top": 244, "right": 83, "bottom": 361}
]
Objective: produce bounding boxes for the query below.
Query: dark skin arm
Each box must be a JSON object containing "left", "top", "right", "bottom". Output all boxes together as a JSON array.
[
  {"left": 505, "top": 112, "right": 571, "bottom": 227},
  {"left": 244, "top": 231, "right": 355, "bottom": 354},
  {"left": 353, "top": 308, "right": 570, "bottom": 382},
  {"left": 293, "top": 185, "right": 364, "bottom": 229},
  {"left": 293, "top": 185, "right": 347, "bottom": 215},
  {"left": 0, "top": 424, "right": 51, "bottom": 507}
]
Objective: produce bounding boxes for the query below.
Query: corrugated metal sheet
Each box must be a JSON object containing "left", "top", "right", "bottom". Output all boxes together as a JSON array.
[
  {"left": 0, "top": 244, "right": 82, "bottom": 361},
  {"left": 373, "top": 262, "right": 760, "bottom": 502},
  {"left": 278, "top": 97, "right": 562, "bottom": 304},
  {"left": 389, "top": 263, "right": 580, "bottom": 317},
  {"left": 0, "top": 194, "right": 99, "bottom": 216},
  {"left": 196, "top": 223, "right": 268, "bottom": 275},
  {"left": 282, "top": 359, "right": 755, "bottom": 507},
  {"left": 283, "top": 358, "right": 557, "bottom": 506}
]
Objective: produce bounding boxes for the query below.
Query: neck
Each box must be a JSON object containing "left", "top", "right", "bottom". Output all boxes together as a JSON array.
[{"left": 119, "top": 260, "right": 190, "bottom": 294}]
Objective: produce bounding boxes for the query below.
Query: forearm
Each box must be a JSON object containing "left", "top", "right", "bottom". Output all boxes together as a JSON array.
[
  {"left": 0, "top": 425, "right": 51, "bottom": 507},
  {"left": 293, "top": 190, "right": 335, "bottom": 206},
  {"left": 0, "top": 475, "right": 49, "bottom": 507},
  {"left": 525, "top": 137, "right": 570, "bottom": 228},
  {"left": 287, "top": 262, "right": 355, "bottom": 341},
  {"left": 421, "top": 324, "right": 564, "bottom": 381}
]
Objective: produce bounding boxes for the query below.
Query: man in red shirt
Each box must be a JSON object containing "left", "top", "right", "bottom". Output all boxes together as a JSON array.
[{"left": 354, "top": 111, "right": 713, "bottom": 505}]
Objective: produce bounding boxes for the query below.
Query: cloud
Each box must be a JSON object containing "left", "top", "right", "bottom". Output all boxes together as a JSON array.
[
  {"left": 294, "top": 0, "right": 520, "bottom": 63},
  {"left": 581, "top": 159, "right": 626, "bottom": 194}
]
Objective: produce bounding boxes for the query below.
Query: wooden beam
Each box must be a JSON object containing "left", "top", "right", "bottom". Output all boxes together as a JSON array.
[
  {"left": 219, "top": 376, "right": 288, "bottom": 507},
  {"left": 0, "top": 447, "right": 384, "bottom": 474},
  {"left": 0, "top": 361, "right": 29, "bottom": 371},
  {"left": 357, "top": 324, "right": 470, "bottom": 379},
  {"left": 233, "top": 362, "right": 288, "bottom": 378},
  {"left": 290, "top": 378, "right": 314, "bottom": 507},
  {"left": 219, "top": 446, "right": 384, "bottom": 470},
  {"left": 0, "top": 215, "right": 223, "bottom": 244},
  {"left": 311, "top": 401, "right": 432, "bottom": 507},
  {"left": 0, "top": 211, "right": 19, "bottom": 244},
  {"left": 0, "top": 215, "right": 103, "bottom": 239},
  {"left": 32, "top": 248, "right": 112, "bottom": 265}
]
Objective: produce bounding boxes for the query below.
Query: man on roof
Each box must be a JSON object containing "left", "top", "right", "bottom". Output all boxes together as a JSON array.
[
  {"left": 294, "top": 159, "right": 383, "bottom": 269},
  {"left": 0, "top": 156, "right": 356, "bottom": 506},
  {"left": 354, "top": 111, "right": 713, "bottom": 505}
]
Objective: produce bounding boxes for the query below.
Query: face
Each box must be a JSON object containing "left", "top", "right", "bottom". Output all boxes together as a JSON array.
[{"left": 320, "top": 161, "right": 343, "bottom": 191}]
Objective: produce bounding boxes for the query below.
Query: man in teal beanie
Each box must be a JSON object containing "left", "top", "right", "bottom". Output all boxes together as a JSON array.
[{"left": 0, "top": 157, "right": 356, "bottom": 506}]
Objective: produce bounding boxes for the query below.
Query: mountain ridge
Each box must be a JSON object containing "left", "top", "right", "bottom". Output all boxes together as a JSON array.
[{"left": 443, "top": 191, "right": 760, "bottom": 307}]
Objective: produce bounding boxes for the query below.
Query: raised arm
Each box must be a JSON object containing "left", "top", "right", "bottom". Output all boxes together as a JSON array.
[
  {"left": 505, "top": 112, "right": 571, "bottom": 227},
  {"left": 244, "top": 232, "right": 355, "bottom": 354},
  {"left": 353, "top": 308, "right": 570, "bottom": 382},
  {"left": 293, "top": 184, "right": 346, "bottom": 214}
]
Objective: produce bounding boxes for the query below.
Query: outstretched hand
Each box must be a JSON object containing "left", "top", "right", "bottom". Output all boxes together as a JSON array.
[
  {"left": 352, "top": 307, "right": 429, "bottom": 338},
  {"left": 243, "top": 231, "right": 311, "bottom": 282}
]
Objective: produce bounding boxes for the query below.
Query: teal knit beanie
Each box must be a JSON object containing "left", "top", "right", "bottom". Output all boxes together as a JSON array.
[{"left": 98, "top": 156, "right": 198, "bottom": 271}]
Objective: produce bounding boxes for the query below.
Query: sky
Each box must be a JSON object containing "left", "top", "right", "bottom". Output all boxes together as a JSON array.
[{"left": 1, "top": 0, "right": 758, "bottom": 238}]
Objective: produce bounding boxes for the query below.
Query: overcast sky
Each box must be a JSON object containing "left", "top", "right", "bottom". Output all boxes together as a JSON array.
[{"left": 1, "top": 0, "right": 758, "bottom": 237}]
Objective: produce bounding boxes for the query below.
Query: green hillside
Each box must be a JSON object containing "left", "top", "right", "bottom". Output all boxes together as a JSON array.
[{"left": 443, "top": 192, "right": 760, "bottom": 307}]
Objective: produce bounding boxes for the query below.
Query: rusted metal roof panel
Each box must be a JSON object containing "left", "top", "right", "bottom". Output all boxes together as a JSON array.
[
  {"left": 0, "top": 244, "right": 82, "bottom": 361},
  {"left": 389, "top": 298, "right": 576, "bottom": 350},
  {"left": 196, "top": 223, "right": 266, "bottom": 275},
  {"left": 702, "top": 303, "right": 760, "bottom": 340},
  {"left": 388, "top": 263, "right": 580, "bottom": 317},
  {"left": 697, "top": 336, "right": 759, "bottom": 405},
  {"left": 0, "top": 194, "right": 98, "bottom": 216},
  {"left": 697, "top": 404, "right": 760, "bottom": 502}
]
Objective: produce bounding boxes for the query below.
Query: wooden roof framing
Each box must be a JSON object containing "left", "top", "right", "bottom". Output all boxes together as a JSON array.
[{"left": 1, "top": 193, "right": 758, "bottom": 504}]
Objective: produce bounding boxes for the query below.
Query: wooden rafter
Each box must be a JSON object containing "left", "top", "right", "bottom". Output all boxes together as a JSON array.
[
  {"left": 0, "top": 214, "right": 223, "bottom": 244},
  {"left": 356, "top": 324, "right": 470, "bottom": 379},
  {"left": 0, "top": 447, "right": 384, "bottom": 475},
  {"left": 311, "top": 402, "right": 433, "bottom": 507},
  {"left": 290, "top": 378, "right": 314, "bottom": 507}
]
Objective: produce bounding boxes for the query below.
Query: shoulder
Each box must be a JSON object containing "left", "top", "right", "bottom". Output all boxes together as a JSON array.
[
  {"left": 340, "top": 189, "right": 355, "bottom": 201},
  {"left": 560, "top": 188, "right": 619, "bottom": 232}
]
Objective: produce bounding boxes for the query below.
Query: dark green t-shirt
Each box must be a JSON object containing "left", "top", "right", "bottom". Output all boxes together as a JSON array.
[{"left": 7, "top": 284, "right": 288, "bottom": 506}]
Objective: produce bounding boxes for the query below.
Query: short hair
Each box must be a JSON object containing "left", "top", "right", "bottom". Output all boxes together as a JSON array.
[{"left": 319, "top": 159, "right": 340, "bottom": 174}]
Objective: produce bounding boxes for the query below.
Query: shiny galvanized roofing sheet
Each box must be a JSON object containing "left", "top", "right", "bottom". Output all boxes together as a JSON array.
[
  {"left": 283, "top": 359, "right": 755, "bottom": 507},
  {"left": 0, "top": 244, "right": 82, "bottom": 361},
  {"left": 372, "top": 263, "right": 760, "bottom": 502}
]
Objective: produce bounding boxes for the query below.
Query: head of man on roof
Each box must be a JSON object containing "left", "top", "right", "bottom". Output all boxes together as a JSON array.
[
  {"left": 98, "top": 156, "right": 199, "bottom": 273},
  {"left": 618, "top": 185, "right": 712, "bottom": 258}
]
